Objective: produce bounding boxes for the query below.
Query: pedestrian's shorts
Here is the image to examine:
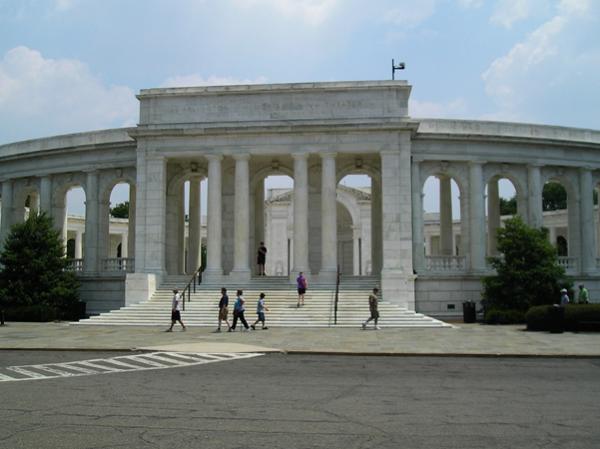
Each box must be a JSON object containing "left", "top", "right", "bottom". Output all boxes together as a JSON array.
[
  {"left": 257, "top": 312, "right": 265, "bottom": 322},
  {"left": 219, "top": 307, "right": 228, "bottom": 320},
  {"left": 297, "top": 288, "right": 306, "bottom": 295},
  {"left": 171, "top": 310, "right": 181, "bottom": 321}
]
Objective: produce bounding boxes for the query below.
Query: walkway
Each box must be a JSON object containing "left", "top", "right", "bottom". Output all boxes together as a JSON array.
[{"left": 1, "top": 322, "right": 600, "bottom": 357}]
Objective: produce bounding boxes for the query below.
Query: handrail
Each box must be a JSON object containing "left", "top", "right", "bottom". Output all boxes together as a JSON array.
[
  {"left": 182, "top": 266, "right": 203, "bottom": 311},
  {"left": 334, "top": 264, "right": 341, "bottom": 325}
]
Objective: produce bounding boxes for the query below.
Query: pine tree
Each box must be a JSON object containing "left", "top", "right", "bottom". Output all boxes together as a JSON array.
[
  {"left": 0, "top": 212, "right": 79, "bottom": 315},
  {"left": 483, "top": 216, "right": 571, "bottom": 311}
]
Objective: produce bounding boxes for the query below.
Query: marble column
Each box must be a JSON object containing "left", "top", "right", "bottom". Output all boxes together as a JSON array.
[
  {"left": 439, "top": 175, "right": 453, "bottom": 256},
  {"left": 127, "top": 185, "right": 136, "bottom": 260},
  {"left": 187, "top": 178, "right": 202, "bottom": 274},
  {"left": 254, "top": 179, "right": 265, "bottom": 273},
  {"left": 380, "top": 132, "right": 415, "bottom": 309},
  {"left": 469, "top": 162, "right": 486, "bottom": 272},
  {"left": 0, "top": 180, "right": 14, "bottom": 248},
  {"left": 292, "top": 153, "right": 310, "bottom": 277},
  {"left": 411, "top": 161, "right": 425, "bottom": 274},
  {"left": 134, "top": 154, "right": 167, "bottom": 275},
  {"left": 371, "top": 178, "right": 383, "bottom": 275},
  {"left": 320, "top": 152, "right": 337, "bottom": 281},
  {"left": 579, "top": 168, "right": 596, "bottom": 274},
  {"left": 40, "top": 176, "right": 52, "bottom": 214},
  {"left": 205, "top": 155, "right": 223, "bottom": 277},
  {"left": 231, "top": 154, "right": 251, "bottom": 278},
  {"left": 487, "top": 178, "right": 500, "bottom": 255},
  {"left": 84, "top": 170, "right": 99, "bottom": 273},
  {"left": 97, "top": 199, "right": 111, "bottom": 268},
  {"left": 352, "top": 228, "right": 361, "bottom": 276},
  {"left": 29, "top": 192, "right": 39, "bottom": 215},
  {"left": 75, "top": 230, "right": 83, "bottom": 259},
  {"left": 121, "top": 232, "right": 128, "bottom": 258},
  {"left": 177, "top": 184, "right": 185, "bottom": 274},
  {"left": 527, "top": 164, "right": 543, "bottom": 228}
]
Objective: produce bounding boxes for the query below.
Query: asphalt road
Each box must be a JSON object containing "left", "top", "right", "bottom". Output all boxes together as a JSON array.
[{"left": 1, "top": 351, "right": 599, "bottom": 449}]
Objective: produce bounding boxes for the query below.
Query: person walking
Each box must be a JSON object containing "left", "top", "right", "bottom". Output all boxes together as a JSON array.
[
  {"left": 578, "top": 284, "right": 590, "bottom": 304},
  {"left": 362, "top": 287, "right": 380, "bottom": 330},
  {"left": 296, "top": 272, "right": 307, "bottom": 308},
  {"left": 216, "top": 287, "right": 231, "bottom": 332},
  {"left": 166, "top": 289, "right": 186, "bottom": 332},
  {"left": 560, "top": 288, "right": 570, "bottom": 307},
  {"left": 251, "top": 293, "right": 269, "bottom": 330},
  {"left": 257, "top": 242, "right": 267, "bottom": 276},
  {"left": 230, "top": 289, "right": 250, "bottom": 332}
]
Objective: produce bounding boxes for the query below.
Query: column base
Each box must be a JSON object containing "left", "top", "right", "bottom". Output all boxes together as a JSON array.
[
  {"left": 125, "top": 273, "right": 160, "bottom": 306},
  {"left": 229, "top": 269, "right": 251, "bottom": 282},
  {"left": 380, "top": 269, "right": 416, "bottom": 311}
]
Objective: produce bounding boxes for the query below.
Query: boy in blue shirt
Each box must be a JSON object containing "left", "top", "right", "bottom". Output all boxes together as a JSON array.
[{"left": 251, "top": 293, "right": 269, "bottom": 330}]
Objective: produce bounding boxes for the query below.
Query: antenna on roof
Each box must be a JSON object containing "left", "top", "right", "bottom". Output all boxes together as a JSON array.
[{"left": 392, "top": 59, "right": 405, "bottom": 80}]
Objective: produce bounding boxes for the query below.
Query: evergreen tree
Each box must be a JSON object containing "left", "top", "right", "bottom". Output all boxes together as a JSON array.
[
  {"left": 483, "top": 216, "right": 570, "bottom": 311},
  {"left": 0, "top": 212, "right": 79, "bottom": 314},
  {"left": 110, "top": 201, "right": 129, "bottom": 218}
]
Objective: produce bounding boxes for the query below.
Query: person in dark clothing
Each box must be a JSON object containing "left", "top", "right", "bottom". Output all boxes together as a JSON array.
[
  {"left": 216, "top": 287, "right": 231, "bottom": 332},
  {"left": 257, "top": 242, "right": 267, "bottom": 276}
]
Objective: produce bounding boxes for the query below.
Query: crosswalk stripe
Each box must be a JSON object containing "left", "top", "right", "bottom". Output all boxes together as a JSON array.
[{"left": 0, "top": 352, "right": 264, "bottom": 382}]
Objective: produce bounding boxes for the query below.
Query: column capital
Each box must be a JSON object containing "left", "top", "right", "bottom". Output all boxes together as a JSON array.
[
  {"left": 232, "top": 153, "right": 251, "bottom": 161},
  {"left": 527, "top": 163, "right": 544, "bottom": 169},
  {"left": 292, "top": 152, "right": 309, "bottom": 161},
  {"left": 205, "top": 154, "right": 223, "bottom": 162},
  {"left": 468, "top": 160, "right": 486, "bottom": 167},
  {"left": 320, "top": 152, "right": 337, "bottom": 160}
]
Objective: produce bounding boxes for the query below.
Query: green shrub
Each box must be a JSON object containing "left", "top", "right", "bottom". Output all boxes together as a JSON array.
[
  {"left": 4, "top": 304, "right": 58, "bottom": 322},
  {"left": 484, "top": 308, "right": 526, "bottom": 324},
  {"left": 525, "top": 304, "right": 600, "bottom": 331}
]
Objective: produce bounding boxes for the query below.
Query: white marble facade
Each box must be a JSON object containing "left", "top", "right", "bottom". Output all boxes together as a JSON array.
[{"left": 1, "top": 80, "right": 600, "bottom": 314}]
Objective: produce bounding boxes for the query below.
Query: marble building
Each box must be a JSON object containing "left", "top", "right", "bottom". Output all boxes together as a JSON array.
[{"left": 1, "top": 80, "right": 599, "bottom": 316}]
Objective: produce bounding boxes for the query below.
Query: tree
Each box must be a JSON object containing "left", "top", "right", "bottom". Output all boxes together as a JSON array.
[
  {"left": 499, "top": 196, "right": 517, "bottom": 215},
  {"left": 542, "top": 182, "right": 567, "bottom": 211},
  {"left": 0, "top": 212, "right": 79, "bottom": 315},
  {"left": 482, "top": 216, "right": 571, "bottom": 311},
  {"left": 110, "top": 201, "right": 129, "bottom": 218}
]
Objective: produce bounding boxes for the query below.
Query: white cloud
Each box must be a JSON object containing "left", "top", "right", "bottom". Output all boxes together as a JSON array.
[
  {"left": 231, "top": 0, "right": 338, "bottom": 26},
  {"left": 490, "top": 0, "right": 540, "bottom": 28},
  {"left": 161, "top": 74, "right": 268, "bottom": 88},
  {"left": 384, "top": 0, "right": 437, "bottom": 28},
  {"left": 458, "top": 0, "right": 483, "bottom": 8},
  {"left": 0, "top": 46, "right": 138, "bottom": 144},
  {"left": 409, "top": 98, "right": 468, "bottom": 118},
  {"left": 54, "top": 0, "right": 78, "bottom": 11},
  {"left": 482, "top": 2, "right": 600, "bottom": 126}
]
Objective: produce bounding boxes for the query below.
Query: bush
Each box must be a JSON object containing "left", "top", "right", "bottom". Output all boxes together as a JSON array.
[
  {"left": 483, "top": 216, "right": 571, "bottom": 312},
  {"left": 484, "top": 308, "right": 526, "bottom": 324},
  {"left": 0, "top": 212, "right": 80, "bottom": 320},
  {"left": 4, "top": 304, "right": 58, "bottom": 322},
  {"left": 525, "top": 304, "right": 600, "bottom": 331}
]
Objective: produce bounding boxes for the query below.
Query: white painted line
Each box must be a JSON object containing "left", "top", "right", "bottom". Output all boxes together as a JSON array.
[
  {"left": 74, "top": 361, "right": 125, "bottom": 372},
  {"left": 7, "top": 366, "right": 53, "bottom": 379},
  {"left": 29, "top": 365, "right": 78, "bottom": 377},
  {"left": 0, "top": 373, "right": 17, "bottom": 381},
  {"left": 93, "top": 358, "right": 145, "bottom": 370},
  {"left": 57, "top": 364, "right": 99, "bottom": 375},
  {"left": 125, "top": 355, "right": 170, "bottom": 368},
  {"left": 139, "top": 353, "right": 191, "bottom": 366}
]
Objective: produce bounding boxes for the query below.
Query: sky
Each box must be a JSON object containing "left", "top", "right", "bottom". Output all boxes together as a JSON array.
[{"left": 1, "top": 0, "right": 599, "bottom": 215}]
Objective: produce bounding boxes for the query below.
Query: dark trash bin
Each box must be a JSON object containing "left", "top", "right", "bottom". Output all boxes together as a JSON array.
[
  {"left": 462, "top": 301, "right": 476, "bottom": 323},
  {"left": 549, "top": 305, "right": 565, "bottom": 334}
]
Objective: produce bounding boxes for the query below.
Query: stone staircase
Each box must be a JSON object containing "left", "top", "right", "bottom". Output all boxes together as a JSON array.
[{"left": 77, "top": 275, "right": 450, "bottom": 328}]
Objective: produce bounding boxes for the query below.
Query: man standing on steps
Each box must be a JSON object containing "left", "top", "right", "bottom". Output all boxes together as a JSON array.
[
  {"left": 216, "top": 287, "right": 231, "bottom": 332},
  {"left": 362, "top": 287, "right": 380, "bottom": 330},
  {"left": 166, "top": 289, "right": 186, "bottom": 332},
  {"left": 257, "top": 242, "right": 267, "bottom": 276}
]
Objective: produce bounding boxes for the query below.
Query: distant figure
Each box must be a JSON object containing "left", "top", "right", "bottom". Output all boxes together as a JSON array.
[
  {"left": 166, "top": 289, "right": 186, "bottom": 332},
  {"left": 362, "top": 287, "right": 380, "bottom": 330},
  {"left": 216, "top": 287, "right": 231, "bottom": 332},
  {"left": 296, "top": 272, "right": 307, "bottom": 308},
  {"left": 231, "top": 289, "right": 250, "bottom": 332},
  {"left": 251, "top": 293, "right": 269, "bottom": 330},
  {"left": 578, "top": 284, "right": 590, "bottom": 304},
  {"left": 257, "top": 242, "right": 267, "bottom": 276},
  {"left": 560, "top": 288, "right": 570, "bottom": 307}
]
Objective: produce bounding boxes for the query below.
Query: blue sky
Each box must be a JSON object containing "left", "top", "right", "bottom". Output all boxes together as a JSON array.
[{"left": 1, "top": 0, "right": 599, "bottom": 214}]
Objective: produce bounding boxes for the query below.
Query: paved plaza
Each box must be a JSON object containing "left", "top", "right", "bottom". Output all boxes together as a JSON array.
[{"left": 1, "top": 322, "right": 600, "bottom": 357}]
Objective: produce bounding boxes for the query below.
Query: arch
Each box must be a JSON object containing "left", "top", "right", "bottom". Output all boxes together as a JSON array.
[
  {"left": 336, "top": 162, "right": 381, "bottom": 185},
  {"left": 250, "top": 164, "right": 294, "bottom": 192},
  {"left": 167, "top": 168, "right": 207, "bottom": 196}
]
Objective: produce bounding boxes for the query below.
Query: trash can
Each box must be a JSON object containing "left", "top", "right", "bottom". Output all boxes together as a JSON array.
[
  {"left": 549, "top": 305, "right": 565, "bottom": 334},
  {"left": 462, "top": 301, "right": 476, "bottom": 323}
]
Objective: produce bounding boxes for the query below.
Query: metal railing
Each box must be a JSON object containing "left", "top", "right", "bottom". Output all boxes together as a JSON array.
[
  {"left": 102, "top": 258, "right": 135, "bottom": 273},
  {"left": 334, "top": 265, "right": 341, "bottom": 325},
  {"left": 182, "top": 267, "right": 203, "bottom": 311}
]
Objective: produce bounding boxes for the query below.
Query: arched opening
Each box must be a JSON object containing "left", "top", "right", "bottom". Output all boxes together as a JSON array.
[
  {"left": 65, "top": 186, "right": 85, "bottom": 269},
  {"left": 24, "top": 191, "right": 40, "bottom": 220},
  {"left": 542, "top": 181, "right": 573, "bottom": 270},
  {"left": 261, "top": 174, "right": 294, "bottom": 277},
  {"left": 485, "top": 177, "right": 518, "bottom": 256},
  {"left": 337, "top": 174, "right": 372, "bottom": 276},
  {"left": 105, "top": 182, "right": 134, "bottom": 272},
  {"left": 66, "top": 238, "right": 76, "bottom": 259},
  {"left": 421, "top": 174, "right": 464, "bottom": 271}
]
